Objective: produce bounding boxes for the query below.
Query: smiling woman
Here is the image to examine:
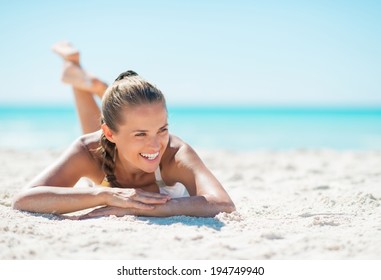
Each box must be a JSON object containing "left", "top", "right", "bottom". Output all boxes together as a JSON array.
[{"left": 11, "top": 42, "right": 235, "bottom": 218}]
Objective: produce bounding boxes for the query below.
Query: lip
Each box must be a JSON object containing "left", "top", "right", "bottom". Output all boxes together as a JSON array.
[{"left": 139, "top": 152, "right": 160, "bottom": 161}]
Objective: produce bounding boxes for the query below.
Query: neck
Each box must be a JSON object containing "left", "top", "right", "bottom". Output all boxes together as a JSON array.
[{"left": 114, "top": 150, "right": 146, "bottom": 180}]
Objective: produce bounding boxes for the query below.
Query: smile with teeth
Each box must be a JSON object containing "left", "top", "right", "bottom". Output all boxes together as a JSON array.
[{"left": 140, "top": 152, "right": 159, "bottom": 160}]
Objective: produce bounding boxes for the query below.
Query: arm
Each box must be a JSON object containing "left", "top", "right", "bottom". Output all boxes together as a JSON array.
[
  {"left": 12, "top": 135, "right": 169, "bottom": 214},
  {"left": 12, "top": 186, "right": 168, "bottom": 215},
  {"left": 167, "top": 143, "right": 236, "bottom": 216},
  {"left": 83, "top": 196, "right": 233, "bottom": 218},
  {"left": 83, "top": 143, "right": 235, "bottom": 218}
]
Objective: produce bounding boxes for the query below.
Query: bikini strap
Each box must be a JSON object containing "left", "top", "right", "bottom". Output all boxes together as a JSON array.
[
  {"left": 154, "top": 167, "right": 166, "bottom": 189},
  {"left": 154, "top": 167, "right": 163, "bottom": 181}
]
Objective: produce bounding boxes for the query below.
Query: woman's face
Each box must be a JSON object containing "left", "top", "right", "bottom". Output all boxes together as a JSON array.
[{"left": 108, "top": 102, "right": 169, "bottom": 174}]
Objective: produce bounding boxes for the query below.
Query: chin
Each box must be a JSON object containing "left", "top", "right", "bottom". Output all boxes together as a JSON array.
[
  {"left": 142, "top": 164, "right": 159, "bottom": 174},
  {"left": 139, "top": 159, "right": 161, "bottom": 173}
]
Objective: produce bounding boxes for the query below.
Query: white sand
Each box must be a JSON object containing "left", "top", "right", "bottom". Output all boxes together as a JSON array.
[{"left": 1, "top": 148, "right": 380, "bottom": 259}]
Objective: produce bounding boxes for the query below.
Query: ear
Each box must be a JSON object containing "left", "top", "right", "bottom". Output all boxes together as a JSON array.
[{"left": 101, "top": 123, "right": 116, "bottom": 143}]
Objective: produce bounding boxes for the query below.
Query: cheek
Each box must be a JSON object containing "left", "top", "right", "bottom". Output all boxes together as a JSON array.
[
  {"left": 130, "top": 140, "right": 146, "bottom": 152},
  {"left": 161, "top": 134, "right": 169, "bottom": 147},
  {"left": 116, "top": 139, "right": 141, "bottom": 155}
]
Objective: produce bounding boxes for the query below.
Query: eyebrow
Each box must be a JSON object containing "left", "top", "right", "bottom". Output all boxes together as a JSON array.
[{"left": 132, "top": 123, "right": 168, "bottom": 133}]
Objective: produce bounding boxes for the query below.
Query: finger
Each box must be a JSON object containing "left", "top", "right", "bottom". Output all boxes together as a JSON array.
[
  {"left": 78, "top": 213, "right": 94, "bottom": 220},
  {"left": 135, "top": 194, "right": 170, "bottom": 205},
  {"left": 79, "top": 212, "right": 100, "bottom": 220},
  {"left": 109, "top": 197, "right": 156, "bottom": 210},
  {"left": 83, "top": 210, "right": 117, "bottom": 218},
  {"left": 61, "top": 215, "right": 80, "bottom": 220},
  {"left": 110, "top": 189, "right": 169, "bottom": 208},
  {"left": 126, "top": 200, "right": 156, "bottom": 210},
  {"left": 133, "top": 190, "right": 171, "bottom": 203},
  {"left": 132, "top": 189, "right": 171, "bottom": 200},
  {"left": 114, "top": 188, "right": 170, "bottom": 201},
  {"left": 81, "top": 208, "right": 110, "bottom": 219}
]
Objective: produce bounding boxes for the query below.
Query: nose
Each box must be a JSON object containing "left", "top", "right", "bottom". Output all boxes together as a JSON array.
[{"left": 147, "top": 135, "right": 160, "bottom": 150}]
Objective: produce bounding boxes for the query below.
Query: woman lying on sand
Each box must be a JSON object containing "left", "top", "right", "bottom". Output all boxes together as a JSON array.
[{"left": 12, "top": 42, "right": 235, "bottom": 218}]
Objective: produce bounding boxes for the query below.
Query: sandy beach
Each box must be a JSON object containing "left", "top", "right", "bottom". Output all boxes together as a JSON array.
[{"left": 1, "top": 148, "right": 380, "bottom": 260}]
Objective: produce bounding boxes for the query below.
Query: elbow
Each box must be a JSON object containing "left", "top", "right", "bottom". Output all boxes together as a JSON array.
[
  {"left": 12, "top": 184, "right": 35, "bottom": 211},
  {"left": 219, "top": 201, "right": 236, "bottom": 214},
  {"left": 12, "top": 186, "right": 45, "bottom": 213},
  {"left": 11, "top": 195, "right": 23, "bottom": 211},
  {"left": 204, "top": 195, "right": 236, "bottom": 216},
  {"left": 211, "top": 200, "right": 236, "bottom": 216},
  {"left": 12, "top": 191, "right": 33, "bottom": 212},
  {"left": 227, "top": 202, "right": 236, "bottom": 213}
]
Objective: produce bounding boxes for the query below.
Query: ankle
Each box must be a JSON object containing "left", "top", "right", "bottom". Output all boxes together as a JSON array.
[{"left": 65, "top": 53, "right": 80, "bottom": 64}]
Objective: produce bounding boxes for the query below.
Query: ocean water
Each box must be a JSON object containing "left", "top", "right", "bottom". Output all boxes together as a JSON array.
[{"left": 1, "top": 105, "right": 381, "bottom": 151}]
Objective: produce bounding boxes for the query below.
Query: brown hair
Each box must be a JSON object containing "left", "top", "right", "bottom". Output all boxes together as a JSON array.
[{"left": 99, "top": 70, "right": 166, "bottom": 187}]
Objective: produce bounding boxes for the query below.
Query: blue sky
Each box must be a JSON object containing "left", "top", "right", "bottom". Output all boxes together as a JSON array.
[{"left": 0, "top": 0, "right": 380, "bottom": 107}]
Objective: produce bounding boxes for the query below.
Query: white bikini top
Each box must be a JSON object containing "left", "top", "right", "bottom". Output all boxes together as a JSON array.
[
  {"left": 100, "top": 168, "right": 189, "bottom": 198},
  {"left": 154, "top": 167, "right": 190, "bottom": 198}
]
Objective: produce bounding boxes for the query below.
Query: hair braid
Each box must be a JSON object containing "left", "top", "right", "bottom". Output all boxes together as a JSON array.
[{"left": 100, "top": 133, "right": 120, "bottom": 188}]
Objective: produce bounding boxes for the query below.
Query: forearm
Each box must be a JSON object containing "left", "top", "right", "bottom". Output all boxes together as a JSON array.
[
  {"left": 12, "top": 186, "right": 107, "bottom": 214},
  {"left": 133, "top": 196, "right": 235, "bottom": 217}
]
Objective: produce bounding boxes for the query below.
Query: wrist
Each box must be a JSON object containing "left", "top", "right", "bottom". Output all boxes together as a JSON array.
[{"left": 95, "top": 187, "right": 111, "bottom": 206}]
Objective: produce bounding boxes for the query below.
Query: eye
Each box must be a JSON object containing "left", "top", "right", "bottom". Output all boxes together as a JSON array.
[
  {"left": 159, "top": 128, "right": 168, "bottom": 134},
  {"left": 135, "top": 132, "right": 146, "bottom": 137}
]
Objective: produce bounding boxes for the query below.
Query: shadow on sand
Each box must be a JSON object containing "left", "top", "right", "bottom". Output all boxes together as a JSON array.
[
  {"left": 137, "top": 215, "right": 225, "bottom": 230},
  {"left": 24, "top": 211, "right": 225, "bottom": 230}
]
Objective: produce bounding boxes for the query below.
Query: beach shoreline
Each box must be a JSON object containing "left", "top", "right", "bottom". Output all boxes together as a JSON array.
[{"left": 1, "top": 148, "right": 380, "bottom": 259}]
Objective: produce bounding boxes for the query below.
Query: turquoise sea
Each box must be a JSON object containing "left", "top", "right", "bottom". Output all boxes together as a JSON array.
[{"left": 1, "top": 105, "right": 381, "bottom": 151}]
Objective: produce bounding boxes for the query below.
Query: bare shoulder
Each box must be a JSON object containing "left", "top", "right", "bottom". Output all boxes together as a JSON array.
[
  {"left": 78, "top": 129, "right": 102, "bottom": 148},
  {"left": 72, "top": 130, "right": 104, "bottom": 171},
  {"left": 163, "top": 134, "right": 199, "bottom": 163},
  {"left": 27, "top": 130, "right": 103, "bottom": 188},
  {"left": 161, "top": 134, "right": 205, "bottom": 182},
  {"left": 161, "top": 136, "right": 234, "bottom": 208}
]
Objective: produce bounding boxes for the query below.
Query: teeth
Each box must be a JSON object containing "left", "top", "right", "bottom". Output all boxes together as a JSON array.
[{"left": 140, "top": 152, "right": 159, "bottom": 160}]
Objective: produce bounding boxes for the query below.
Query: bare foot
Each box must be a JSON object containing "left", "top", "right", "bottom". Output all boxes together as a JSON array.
[
  {"left": 52, "top": 41, "right": 80, "bottom": 64},
  {"left": 62, "top": 61, "right": 92, "bottom": 88},
  {"left": 53, "top": 41, "right": 107, "bottom": 95},
  {"left": 52, "top": 41, "right": 91, "bottom": 88}
]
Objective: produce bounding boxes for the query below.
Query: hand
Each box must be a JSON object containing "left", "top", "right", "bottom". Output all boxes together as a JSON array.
[
  {"left": 104, "top": 187, "right": 170, "bottom": 210},
  {"left": 79, "top": 206, "right": 134, "bottom": 219}
]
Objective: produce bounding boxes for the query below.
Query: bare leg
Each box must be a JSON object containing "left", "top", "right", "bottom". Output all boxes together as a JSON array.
[
  {"left": 71, "top": 76, "right": 108, "bottom": 99},
  {"left": 60, "top": 53, "right": 108, "bottom": 99},
  {"left": 53, "top": 42, "right": 108, "bottom": 134},
  {"left": 69, "top": 71, "right": 108, "bottom": 133},
  {"left": 66, "top": 68, "right": 108, "bottom": 134},
  {"left": 72, "top": 87, "right": 102, "bottom": 134},
  {"left": 69, "top": 73, "right": 108, "bottom": 134}
]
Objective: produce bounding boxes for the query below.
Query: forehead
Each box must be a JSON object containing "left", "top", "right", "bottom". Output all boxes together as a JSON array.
[{"left": 120, "top": 102, "right": 167, "bottom": 128}]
